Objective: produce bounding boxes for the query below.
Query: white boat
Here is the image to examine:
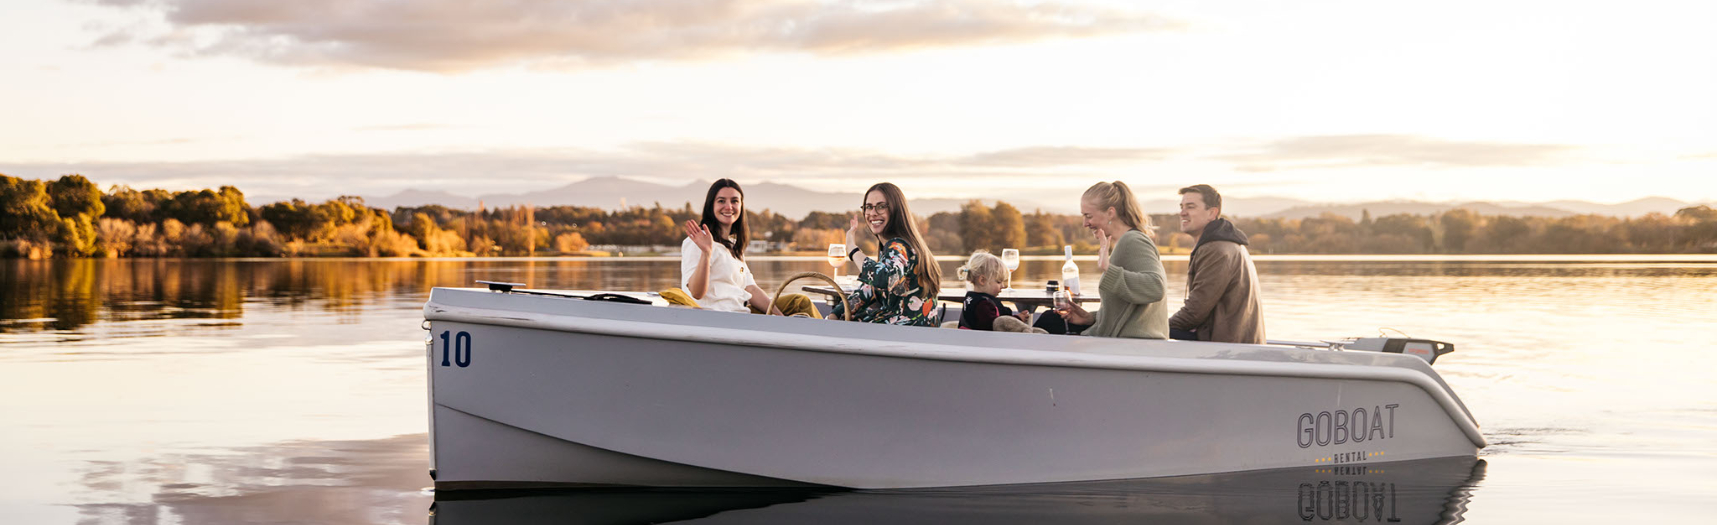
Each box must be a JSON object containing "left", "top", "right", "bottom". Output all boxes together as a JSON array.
[{"left": 423, "top": 285, "right": 1484, "bottom": 490}]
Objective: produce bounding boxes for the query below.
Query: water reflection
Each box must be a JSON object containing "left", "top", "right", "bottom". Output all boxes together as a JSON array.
[
  {"left": 70, "top": 434, "right": 431, "bottom": 525},
  {"left": 1, "top": 259, "right": 479, "bottom": 335},
  {"left": 67, "top": 431, "right": 1483, "bottom": 525},
  {"left": 8, "top": 257, "right": 1714, "bottom": 335},
  {"left": 432, "top": 457, "right": 1486, "bottom": 525},
  {"left": 5, "top": 257, "right": 1714, "bottom": 523}
]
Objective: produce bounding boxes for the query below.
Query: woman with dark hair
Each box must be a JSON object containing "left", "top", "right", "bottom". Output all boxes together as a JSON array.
[
  {"left": 830, "top": 182, "right": 941, "bottom": 326},
  {"left": 675, "top": 179, "right": 819, "bottom": 317}
]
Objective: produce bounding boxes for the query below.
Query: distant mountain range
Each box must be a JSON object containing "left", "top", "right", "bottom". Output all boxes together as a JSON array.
[
  {"left": 1257, "top": 197, "right": 1699, "bottom": 221},
  {"left": 364, "top": 177, "right": 1709, "bottom": 220},
  {"left": 365, "top": 177, "right": 975, "bottom": 217}
]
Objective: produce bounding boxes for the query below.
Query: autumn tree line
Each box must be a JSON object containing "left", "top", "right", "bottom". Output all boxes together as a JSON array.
[{"left": 4, "top": 174, "right": 1716, "bottom": 258}]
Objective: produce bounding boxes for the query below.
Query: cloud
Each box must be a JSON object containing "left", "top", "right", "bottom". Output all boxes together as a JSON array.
[
  {"left": 83, "top": 0, "right": 1181, "bottom": 72},
  {"left": 350, "top": 123, "right": 456, "bottom": 132},
  {"left": 962, "top": 146, "right": 1171, "bottom": 166},
  {"left": 6, "top": 136, "right": 1594, "bottom": 204},
  {"left": 35, "top": 137, "right": 207, "bottom": 150},
  {"left": 88, "top": 31, "right": 133, "bottom": 47},
  {"left": 0, "top": 142, "right": 1175, "bottom": 202},
  {"left": 603, "top": 142, "right": 1171, "bottom": 181},
  {"left": 1218, "top": 134, "right": 1580, "bottom": 172}
]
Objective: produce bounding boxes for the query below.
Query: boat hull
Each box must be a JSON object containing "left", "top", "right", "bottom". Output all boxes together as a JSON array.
[{"left": 426, "top": 288, "right": 1482, "bottom": 489}]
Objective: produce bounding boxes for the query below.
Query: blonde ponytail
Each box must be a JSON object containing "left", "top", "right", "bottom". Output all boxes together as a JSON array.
[{"left": 1082, "top": 181, "right": 1150, "bottom": 231}]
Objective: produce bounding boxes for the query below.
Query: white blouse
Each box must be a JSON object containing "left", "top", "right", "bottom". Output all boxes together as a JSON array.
[{"left": 680, "top": 237, "right": 757, "bottom": 312}]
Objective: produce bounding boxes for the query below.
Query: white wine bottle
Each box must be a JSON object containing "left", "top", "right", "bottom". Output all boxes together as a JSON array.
[{"left": 1061, "top": 245, "right": 1081, "bottom": 296}]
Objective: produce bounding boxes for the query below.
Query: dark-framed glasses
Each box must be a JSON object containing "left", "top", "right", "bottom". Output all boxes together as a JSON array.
[{"left": 860, "top": 202, "right": 890, "bottom": 213}]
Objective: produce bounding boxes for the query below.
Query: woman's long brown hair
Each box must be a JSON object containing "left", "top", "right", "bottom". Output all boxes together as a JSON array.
[{"left": 864, "top": 182, "right": 940, "bottom": 299}]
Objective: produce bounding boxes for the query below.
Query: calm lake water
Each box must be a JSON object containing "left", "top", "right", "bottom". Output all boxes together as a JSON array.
[{"left": 2, "top": 256, "right": 1715, "bottom": 524}]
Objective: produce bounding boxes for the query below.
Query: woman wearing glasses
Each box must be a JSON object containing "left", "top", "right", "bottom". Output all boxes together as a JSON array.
[{"left": 830, "top": 182, "right": 942, "bottom": 326}]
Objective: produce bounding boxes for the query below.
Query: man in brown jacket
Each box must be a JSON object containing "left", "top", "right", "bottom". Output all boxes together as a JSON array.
[{"left": 1169, "top": 184, "right": 1265, "bottom": 344}]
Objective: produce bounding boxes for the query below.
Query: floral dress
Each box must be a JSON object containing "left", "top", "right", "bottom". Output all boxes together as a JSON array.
[{"left": 831, "top": 238, "right": 936, "bottom": 326}]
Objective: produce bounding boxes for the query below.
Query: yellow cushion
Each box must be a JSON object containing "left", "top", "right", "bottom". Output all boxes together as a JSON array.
[{"left": 659, "top": 288, "right": 700, "bottom": 308}]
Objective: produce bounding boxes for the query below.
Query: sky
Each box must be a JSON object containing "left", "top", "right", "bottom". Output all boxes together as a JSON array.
[{"left": 2, "top": 0, "right": 1714, "bottom": 208}]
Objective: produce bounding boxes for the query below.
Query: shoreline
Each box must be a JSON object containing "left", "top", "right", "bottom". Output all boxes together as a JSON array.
[{"left": 5, "top": 253, "right": 1717, "bottom": 262}]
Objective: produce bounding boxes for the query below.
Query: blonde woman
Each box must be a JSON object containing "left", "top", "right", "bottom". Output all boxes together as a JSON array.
[{"left": 1037, "top": 181, "right": 1169, "bottom": 338}]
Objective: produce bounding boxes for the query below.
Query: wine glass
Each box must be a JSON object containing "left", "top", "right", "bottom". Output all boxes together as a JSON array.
[
  {"left": 1001, "top": 248, "right": 1020, "bottom": 290},
  {"left": 827, "top": 243, "right": 846, "bottom": 277}
]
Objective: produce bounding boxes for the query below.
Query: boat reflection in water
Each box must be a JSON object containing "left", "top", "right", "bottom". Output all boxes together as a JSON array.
[{"left": 431, "top": 456, "right": 1486, "bottom": 524}]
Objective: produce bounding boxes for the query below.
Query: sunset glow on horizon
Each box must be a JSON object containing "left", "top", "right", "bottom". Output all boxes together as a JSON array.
[{"left": 2, "top": 0, "right": 1713, "bottom": 207}]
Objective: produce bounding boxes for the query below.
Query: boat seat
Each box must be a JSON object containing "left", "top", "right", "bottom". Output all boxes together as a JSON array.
[{"left": 807, "top": 299, "right": 967, "bottom": 326}]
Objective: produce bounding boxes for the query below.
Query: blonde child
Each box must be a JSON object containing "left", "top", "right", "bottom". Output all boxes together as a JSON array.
[{"left": 958, "top": 250, "right": 1036, "bottom": 331}]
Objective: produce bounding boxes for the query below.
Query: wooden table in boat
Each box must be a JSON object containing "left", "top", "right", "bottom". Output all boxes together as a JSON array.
[{"left": 799, "top": 281, "right": 1099, "bottom": 310}]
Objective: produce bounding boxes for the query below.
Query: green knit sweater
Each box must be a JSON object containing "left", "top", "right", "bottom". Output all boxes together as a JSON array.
[{"left": 1086, "top": 229, "right": 1169, "bottom": 339}]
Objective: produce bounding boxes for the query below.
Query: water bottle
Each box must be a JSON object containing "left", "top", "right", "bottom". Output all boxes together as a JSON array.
[{"left": 1061, "top": 245, "right": 1081, "bottom": 296}]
